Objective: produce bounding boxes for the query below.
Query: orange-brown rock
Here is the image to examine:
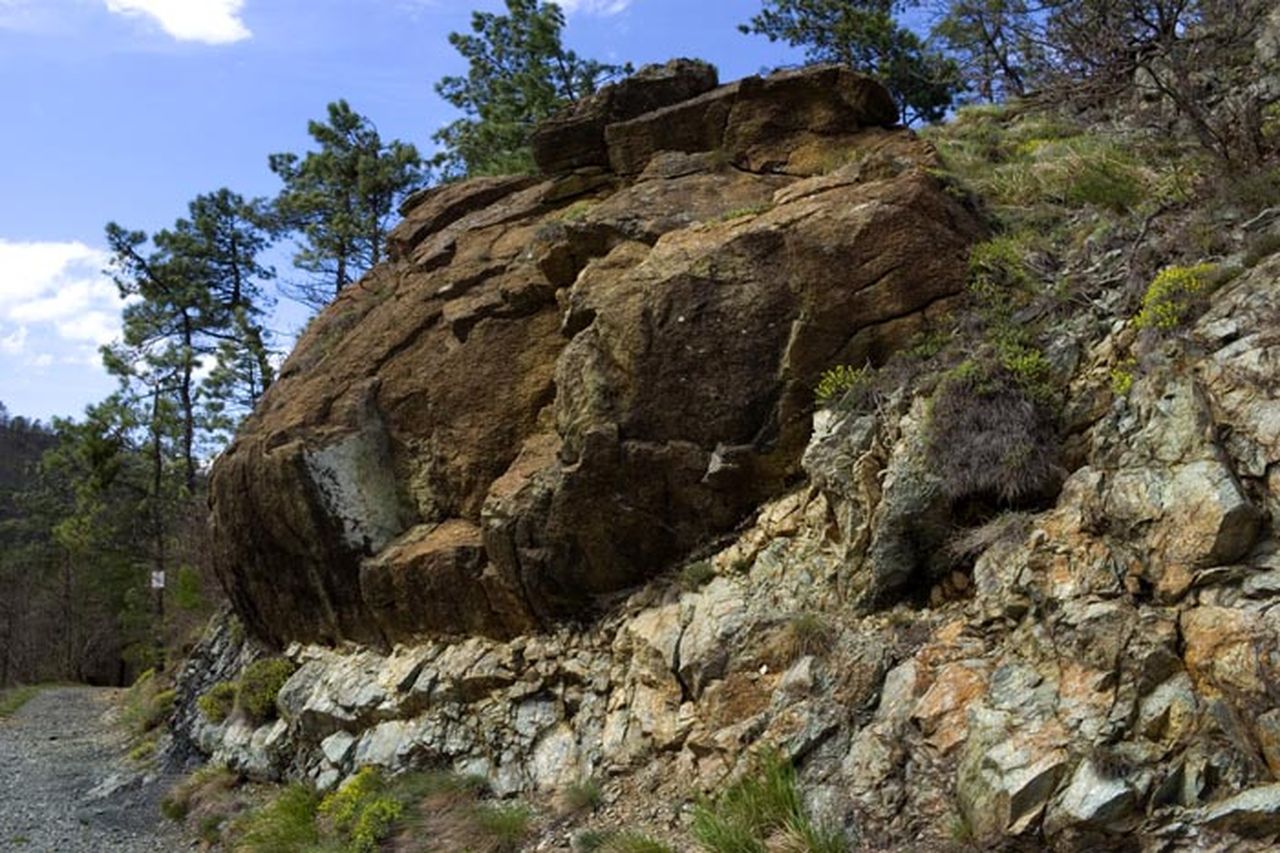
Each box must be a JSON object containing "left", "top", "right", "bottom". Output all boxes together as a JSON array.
[{"left": 209, "top": 63, "right": 980, "bottom": 647}]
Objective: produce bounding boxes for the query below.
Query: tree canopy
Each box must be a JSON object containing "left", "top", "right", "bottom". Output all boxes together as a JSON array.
[{"left": 433, "top": 0, "right": 632, "bottom": 179}]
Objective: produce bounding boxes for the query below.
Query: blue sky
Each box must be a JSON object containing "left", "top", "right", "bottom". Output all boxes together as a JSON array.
[{"left": 0, "top": 0, "right": 802, "bottom": 423}]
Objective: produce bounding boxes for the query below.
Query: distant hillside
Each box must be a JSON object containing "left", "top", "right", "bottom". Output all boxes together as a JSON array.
[{"left": 0, "top": 405, "right": 55, "bottom": 518}]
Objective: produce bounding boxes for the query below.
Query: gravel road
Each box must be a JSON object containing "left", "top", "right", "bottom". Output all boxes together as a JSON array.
[{"left": 0, "top": 687, "right": 190, "bottom": 852}]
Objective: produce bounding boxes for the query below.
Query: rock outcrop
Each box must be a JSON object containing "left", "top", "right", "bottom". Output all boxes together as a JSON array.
[
  {"left": 186, "top": 247, "right": 1280, "bottom": 850},
  {"left": 209, "top": 62, "right": 975, "bottom": 648}
]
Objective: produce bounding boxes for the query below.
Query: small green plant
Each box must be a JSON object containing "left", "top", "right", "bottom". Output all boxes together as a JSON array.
[
  {"left": 1110, "top": 360, "right": 1136, "bottom": 396},
  {"left": 237, "top": 657, "right": 295, "bottom": 725},
  {"left": 692, "top": 750, "right": 844, "bottom": 853},
  {"left": 558, "top": 200, "right": 597, "bottom": 222},
  {"left": 718, "top": 203, "right": 773, "bottom": 222},
  {"left": 906, "top": 328, "right": 949, "bottom": 361},
  {"left": 996, "top": 340, "right": 1056, "bottom": 404},
  {"left": 1134, "top": 263, "right": 1217, "bottom": 331},
  {"left": 198, "top": 681, "right": 238, "bottom": 724},
  {"left": 814, "top": 364, "right": 872, "bottom": 406},
  {"left": 679, "top": 561, "right": 716, "bottom": 591},
  {"left": 129, "top": 737, "right": 158, "bottom": 762},
  {"left": 777, "top": 612, "right": 835, "bottom": 664},
  {"left": 318, "top": 766, "right": 400, "bottom": 851}
]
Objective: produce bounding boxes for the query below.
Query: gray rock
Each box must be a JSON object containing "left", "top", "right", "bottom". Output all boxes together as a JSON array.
[
  {"left": 1048, "top": 758, "right": 1134, "bottom": 830},
  {"left": 1201, "top": 783, "right": 1280, "bottom": 836}
]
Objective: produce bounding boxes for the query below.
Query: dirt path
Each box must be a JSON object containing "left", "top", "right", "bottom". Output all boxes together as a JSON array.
[{"left": 0, "top": 687, "right": 189, "bottom": 852}]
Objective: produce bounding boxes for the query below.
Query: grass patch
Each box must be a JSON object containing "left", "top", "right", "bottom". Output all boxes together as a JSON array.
[
  {"left": 0, "top": 685, "right": 41, "bottom": 718},
  {"left": 213, "top": 767, "right": 527, "bottom": 853},
  {"left": 162, "top": 765, "right": 241, "bottom": 824},
  {"left": 692, "top": 750, "right": 844, "bottom": 853},
  {"left": 473, "top": 802, "right": 533, "bottom": 848},
  {"left": 120, "top": 669, "right": 175, "bottom": 736},
  {"left": 779, "top": 612, "right": 835, "bottom": 664},
  {"left": 229, "top": 783, "right": 321, "bottom": 851},
  {"left": 560, "top": 776, "right": 603, "bottom": 815}
]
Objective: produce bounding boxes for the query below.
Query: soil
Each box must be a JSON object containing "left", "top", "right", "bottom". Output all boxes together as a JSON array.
[{"left": 0, "top": 686, "right": 190, "bottom": 852}]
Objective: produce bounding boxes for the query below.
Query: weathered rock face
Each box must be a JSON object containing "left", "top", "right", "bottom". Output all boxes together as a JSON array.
[
  {"left": 184, "top": 243, "right": 1280, "bottom": 849},
  {"left": 210, "top": 63, "right": 977, "bottom": 648}
]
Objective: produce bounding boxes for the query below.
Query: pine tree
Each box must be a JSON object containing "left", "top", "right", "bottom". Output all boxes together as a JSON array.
[
  {"left": 740, "top": 0, "right": 959, "bottom": 124},
  {"left": 433, "top": 0, "right": 631, "bottom": 179},
  {"left": 270, "top": 100, "right": 424, "bottom": 309}
]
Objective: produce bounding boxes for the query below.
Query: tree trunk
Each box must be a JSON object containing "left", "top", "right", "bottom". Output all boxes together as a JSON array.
[{"left": 180, "top": 312, "right": 196, "bottom": 492}]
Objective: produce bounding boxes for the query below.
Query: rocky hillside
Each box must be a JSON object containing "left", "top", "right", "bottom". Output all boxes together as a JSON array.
[{"left": 177, "top": 60, "right": 1280, "bottom": 851}]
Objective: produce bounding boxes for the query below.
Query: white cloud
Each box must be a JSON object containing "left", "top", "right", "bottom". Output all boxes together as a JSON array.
[
  {"left": 558, "top": 0, "right": 632, "bottom": 15},
  {"left": 56, "top": 311, "right": 120, "bottom": 345},
  {"left": 0, "top": 238, "right": 123, "bottom": 349},
  {"left": 104, "top": 0, "right": 251, "bottom": 44}
]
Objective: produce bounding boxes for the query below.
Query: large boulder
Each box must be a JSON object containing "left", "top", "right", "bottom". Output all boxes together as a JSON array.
[{"left": 209, "top": 64, "right": 979, "bottom": 647}]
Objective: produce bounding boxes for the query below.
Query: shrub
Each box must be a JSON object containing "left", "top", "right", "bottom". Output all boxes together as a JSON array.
[
  {"left": 679, "top": 561, "right": 716, "bottom": 591},
  {"left": 692, "top": 750, "right": 843, "bottom": 853},
  {"left": 1110, "top": 361, "right": 1136, "bottom": 396},
  {"left": 926, "top": 365, "right": 1062, "bottom": 507},
  {"left": 317, "top": 766, "right": 408, "bottom": 853},
  {"left": 814, "top": 363, "right": 872, "bottom": 407},
  {"left": 237, "top": 657, "right": 295, "bottom": 725},
  {"left": 1244, "top": 231, "right": 1280, "bottom": 268},
  {"left": 946, "top": 512, "right": 1033, "bottom": 564},
  {"left": 1133, "top": 263, "right": 1217, "bottom": 331},
  {"left": 197, "top": 681, "right": 237, "bottom": 724}
]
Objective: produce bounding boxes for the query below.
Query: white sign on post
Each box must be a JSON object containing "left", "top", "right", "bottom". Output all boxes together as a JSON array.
[{"left": 150, "top": 570, "right": 166, "bottom": 590}]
